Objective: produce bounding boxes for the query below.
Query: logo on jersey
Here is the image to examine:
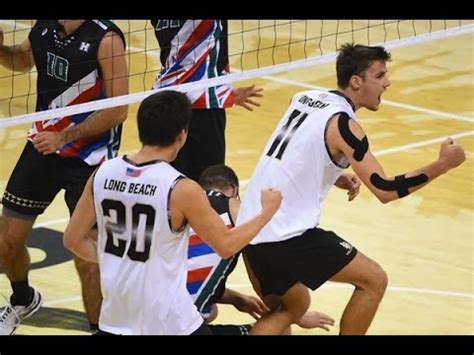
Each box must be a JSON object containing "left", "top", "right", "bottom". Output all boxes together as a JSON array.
[
  {"left": 339, "top": 241, "right": 353, "bottom": 255},
  {"left": 79, "top": 42, "right": 91, "bottom": 52},
  {"left": 41, "top": 27, "right": 48, "bottom": 36}
]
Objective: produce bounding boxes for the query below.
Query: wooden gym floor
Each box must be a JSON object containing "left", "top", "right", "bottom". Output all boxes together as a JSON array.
[{"left": 0, "top": 20, "right": 472, "bottom": 335}]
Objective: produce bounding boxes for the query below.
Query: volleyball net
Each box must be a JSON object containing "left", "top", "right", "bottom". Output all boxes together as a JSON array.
[{"left": 0, "top": 19, "right": 472, "bottom": 129}]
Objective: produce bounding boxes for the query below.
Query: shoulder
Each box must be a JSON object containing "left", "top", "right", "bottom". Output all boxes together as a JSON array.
[
  {"left": 32, "top": 20, "right": 53, "bottom": 29},
  {"left": 171, "top": 178, "right": 209, "bottom": 216},
  {"left": 290, "top": 89, "right": 330, "bottom": 106},
  {"left": 328, "top": 111, "right": 366, "bottom": 144},
  {"left": 292, "top": 89, "right": 324, "bottom": 99},
  {"left": 97, "top": 30, "right": 126, "bottom": 56},
  {"left": 173, "top": 178, "right": 202, "bottom": 197},
  {"left": 87, "top": 20, "right": 126, "bottom": 46},
  {"left": 207, "top": 191, "right": 231, "bottom": 212},
  {"left": 29, "top": 20, "right": 53, "bottom": 38},
  {"left": 88, "top": 20, "right": 121, "bottom": 33},
  {"left": 98, "top": 156, "right": 123, "bottom": 171}
]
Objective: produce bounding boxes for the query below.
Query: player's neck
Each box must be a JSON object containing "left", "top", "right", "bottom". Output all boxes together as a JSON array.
[
  {"left": 129, "top": 145, "right": 176, "bottom": 164},
  {"left": 58, "top": 20, "right": 85, "bottom": 37},
  {"left": 336, "top": 88, "right": 359, "bottom": 111}
]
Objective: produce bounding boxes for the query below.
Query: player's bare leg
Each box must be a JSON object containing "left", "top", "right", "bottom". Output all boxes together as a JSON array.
[{"left": 73, "top": 228, "right": 102, "bottom": 330}]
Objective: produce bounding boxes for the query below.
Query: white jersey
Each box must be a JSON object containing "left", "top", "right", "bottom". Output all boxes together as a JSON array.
[
  {"left": 237, "top": 90, "right": 354, "bottom": 244},
  {"left": 92, "top": 156, "right": 203, "bottom": 335}
]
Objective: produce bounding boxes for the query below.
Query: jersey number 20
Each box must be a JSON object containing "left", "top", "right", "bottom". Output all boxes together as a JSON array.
[{"left": 101, "top": 199, "right": 156, "bottom": 262}]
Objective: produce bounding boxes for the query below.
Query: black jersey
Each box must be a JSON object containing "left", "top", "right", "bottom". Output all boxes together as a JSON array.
[
  {"left": 207, "top": 191, "right": 239, "bottom": 300},
  {"left": 27, "top": 20, "right": 126, "bottom": 165},
  {"left": 186, "top": 190, "right": 239, "bottom": 318}
]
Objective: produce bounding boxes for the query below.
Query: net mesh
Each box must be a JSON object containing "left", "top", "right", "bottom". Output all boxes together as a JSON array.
[{"left": 0, "top": 19, "right": 472, "bottom": 127}]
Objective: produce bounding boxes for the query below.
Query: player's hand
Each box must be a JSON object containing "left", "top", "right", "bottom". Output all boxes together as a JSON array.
[
  {"left": 439, "top": 137, "right": 465, "bottom": 171},
  {"left": 297, "top": 310, "right": 335, "bottom": 331},
  {"left": 234, "top": 85, "right": 263, "bottom": 111},
  {"left": 260, "top": 187, "right": 282, "bottom": 218},
  {"left": 335, "top": 173, "right": 361, "bottom": 201},
  {"left": 32, "top": 131, "right": 67, "bottom": 155},
  {"left": 233, "top": 294, "right": 269, "bottom": 320}
]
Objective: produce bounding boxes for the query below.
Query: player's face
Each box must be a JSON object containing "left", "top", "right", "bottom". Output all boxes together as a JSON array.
[
  {"left": 57, "top": 20, "right": 85, "bottom": 34},
  {"left": 359, "top": 60, "right": 391, "bottom": 111},
  {"left": 57, "top": 20, "right": 76, "bottom": 26}
]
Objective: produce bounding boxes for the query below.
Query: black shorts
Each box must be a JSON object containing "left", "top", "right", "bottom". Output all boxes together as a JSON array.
[
  {"left": 171, "top": 108, "right": 226, "bottom": 181},
  {"left": 1, "top": 141, "right": 97, "bottom": 217},
  {"left": 244, "top": 227, "right": 358, "bottom": 297}
]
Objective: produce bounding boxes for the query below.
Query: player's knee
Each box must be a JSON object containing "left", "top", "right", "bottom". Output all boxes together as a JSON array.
[
  {"left": 369, "top": 263, "right": 388, "bottom": 298},
  {"left": 288, "top": 301, "right": 310, "bottom": 324},
  {"left": 0, "top": 212, "right": 36, "bottom": 258},
  {"left": 281, "top": 288, "right": 311, "bottom": 322}
]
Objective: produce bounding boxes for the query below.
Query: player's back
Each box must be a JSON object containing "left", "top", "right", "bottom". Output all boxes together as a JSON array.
[
  {"left": 92, "top": 156, "right": 203, "bottom": 335},
  {"left": 151, "top": 20, "right": 232, "bottom": 108},
  {"left": 237, "top": 90, "right": 354, "bottom": 244}
]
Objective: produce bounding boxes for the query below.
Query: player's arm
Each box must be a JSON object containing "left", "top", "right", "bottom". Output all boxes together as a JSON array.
[
  {"left": 0, "top": 28, "right": 34, "bottom": 72},
  {"left": 60, "top": 30, "right": 129, "bottom": 144},
  {"left": 328, "top": 113, "right": 465, "bottom": 203},
  {"left": 172, "top": 179, "right": 281, "bottom": 258},
  {"left": 63, "top": 175, "right": 98, "bottom": 263}
]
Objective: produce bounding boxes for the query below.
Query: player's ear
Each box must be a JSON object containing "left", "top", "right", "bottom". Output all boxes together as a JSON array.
[
  {"left": 231, "top": 184, "right": 240, "bottom": 200},
  {"left": 350, "top": 75, "right": 362, "bottom": 90},
  {"left": 177, "top": 128, "right": 187, "bottom": 146}
]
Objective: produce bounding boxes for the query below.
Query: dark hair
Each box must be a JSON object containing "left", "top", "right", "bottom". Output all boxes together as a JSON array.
[
  {"left": 336, "top": 43, "right": 391, "bottom": 89},
  {"left": 137, "top": 90, "right": 191, "bottom": 146},
  {"left": 198, "top": 164, "right": 239, "bottom": 191}
]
